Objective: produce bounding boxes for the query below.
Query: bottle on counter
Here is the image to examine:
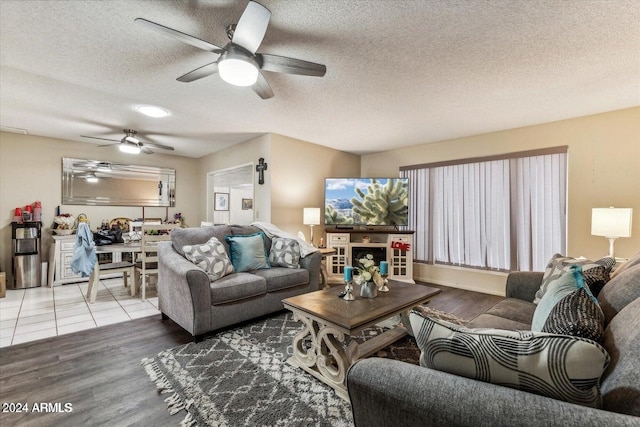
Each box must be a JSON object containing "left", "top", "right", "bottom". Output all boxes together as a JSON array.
[
  {"left": 33, "top": 201, "right": 42, "bottom": 222},
  {"left": 22, "top": 205, "right": 32, "bottom": 222}
]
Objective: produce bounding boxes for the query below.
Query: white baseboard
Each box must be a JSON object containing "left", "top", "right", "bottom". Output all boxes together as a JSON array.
[{"left": 414, "top": 276, "right": 506, "bottom": 297}]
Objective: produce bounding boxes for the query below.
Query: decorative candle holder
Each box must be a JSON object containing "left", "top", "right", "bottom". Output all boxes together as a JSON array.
[
  {"left": 343, "top": 279, "right": 355, "bottom": 301},
  {"left": 378, "top": 273, "right": 390, "bottom": 292}
]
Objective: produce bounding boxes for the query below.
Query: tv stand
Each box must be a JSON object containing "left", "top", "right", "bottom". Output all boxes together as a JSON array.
[{"left": 324, "top": 229, "right": 415, "bottom": 284}]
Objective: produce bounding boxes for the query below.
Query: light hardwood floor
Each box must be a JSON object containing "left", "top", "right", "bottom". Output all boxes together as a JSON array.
[{"left": 0, "top": 283, "right": 503, "bottom": 427}]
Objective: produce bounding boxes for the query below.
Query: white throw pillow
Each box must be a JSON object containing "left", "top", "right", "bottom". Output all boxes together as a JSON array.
[{"left": 410, "top": 312, "right": 610, "bottom": 408}]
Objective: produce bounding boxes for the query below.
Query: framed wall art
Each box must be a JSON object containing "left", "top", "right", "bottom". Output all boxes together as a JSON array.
[
  {"left": 242, "top": 198, "right": 253, "bottom": 210},
  {"left": 214, "top": 192, "right": 229, "bottom": 211}
]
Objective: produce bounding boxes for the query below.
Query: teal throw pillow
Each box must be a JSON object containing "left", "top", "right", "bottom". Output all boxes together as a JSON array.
[{"left": 225, "top": 232, "right": 270, "bottom": 272}]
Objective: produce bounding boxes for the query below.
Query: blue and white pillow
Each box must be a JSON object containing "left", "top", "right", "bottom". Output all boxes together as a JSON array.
[
  {"left": 533, "top": 254, "right": 615, "bottom": 304},
  {"left": 183, "top": 237, "right": 234, "bottom": 281}
]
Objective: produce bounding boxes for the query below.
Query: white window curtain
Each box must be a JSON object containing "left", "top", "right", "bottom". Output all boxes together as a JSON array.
[{"left": 401, "top": 147, "right": 567, "bottom": 272}]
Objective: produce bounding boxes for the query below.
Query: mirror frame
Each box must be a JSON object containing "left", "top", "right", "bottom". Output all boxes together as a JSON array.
[{"left": 62, "top": 157, "right": 176, "bottom": 207}]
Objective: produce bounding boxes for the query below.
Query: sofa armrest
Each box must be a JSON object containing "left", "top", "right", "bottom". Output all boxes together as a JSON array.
[
  {"left": 347, "top": 358, "right": 638, "bottom": 427},
  {"left": 299, "top": 251, "right": 322, "bottom": 291},
  {"left": 505, "top": 271, "right": 544, "bottom": 302},
  {"left": 158, "top": 241, "right": 212, "bottom": 336}
]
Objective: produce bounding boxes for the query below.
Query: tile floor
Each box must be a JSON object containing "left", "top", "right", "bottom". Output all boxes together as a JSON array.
[{"left": 0, "top": 278, "right": 160, "bottom": 348}]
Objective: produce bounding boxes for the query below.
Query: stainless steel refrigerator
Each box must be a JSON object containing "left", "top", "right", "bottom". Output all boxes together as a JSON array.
[{"left": 11, "top": 221, "right": 42, "bottom": 288}]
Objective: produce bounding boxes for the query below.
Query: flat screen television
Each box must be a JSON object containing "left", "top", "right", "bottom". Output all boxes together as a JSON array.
[{"left": 324, "top": 178, "right": 409, "bottom": 227}]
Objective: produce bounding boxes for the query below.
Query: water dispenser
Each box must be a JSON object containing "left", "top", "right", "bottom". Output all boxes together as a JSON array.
[{"left": 11, "top": 221, "right": 42, "bottom": 289}]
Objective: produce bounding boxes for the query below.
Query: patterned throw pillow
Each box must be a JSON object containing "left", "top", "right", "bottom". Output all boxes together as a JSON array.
[
  {"left": 409, "top": 312, "right": 610, "bottom": 408},
  {"left": 582, "top": 266, "right": 609, "bottom": 298},
  {"left": 533, "top": 254, "right": 615, "bottom": 304},
  {"left": 542, "top": 287, "right": 605, "bottom": 342},
  {"left": 225, "top": 232, "right": 270, "bottom": 272},
  {"left": 269, "top": 237, "right": 301, "bottom": 268},
  {"left": 182, "top": 237, "right": 234, "bottom": 281}
]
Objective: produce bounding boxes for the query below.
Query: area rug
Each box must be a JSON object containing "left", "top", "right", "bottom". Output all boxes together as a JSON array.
[{"left": 141, "top": 306, "right": 466, "bottom": 426}]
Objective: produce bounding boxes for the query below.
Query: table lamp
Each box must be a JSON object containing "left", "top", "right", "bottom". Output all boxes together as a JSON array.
[
  {"left": 591, "top": 207, "right": 633, "bottom": 258},
  {"left": 303, "top": 207, "right": 321, "bottom": 246}
]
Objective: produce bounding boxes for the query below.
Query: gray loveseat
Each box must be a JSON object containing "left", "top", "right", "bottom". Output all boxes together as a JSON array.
[
  {"left": 348, "top": 264, "right": 640, "bottom": 426},
  {"left": 157, "top": 225, "right": 321, "bottom": 342}
]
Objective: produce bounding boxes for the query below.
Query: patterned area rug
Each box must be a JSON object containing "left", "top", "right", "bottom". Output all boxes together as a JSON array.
[{"left": 141, "top": 306, "right": 466, "bottom": 426}]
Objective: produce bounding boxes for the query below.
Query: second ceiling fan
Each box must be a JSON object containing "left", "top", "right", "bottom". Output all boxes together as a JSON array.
[
  {"left": 81, "top": 129, "right": 175, "bottom": 155},
  {"left": 135, "top": 1, "right": 326, "bottom": 99}
]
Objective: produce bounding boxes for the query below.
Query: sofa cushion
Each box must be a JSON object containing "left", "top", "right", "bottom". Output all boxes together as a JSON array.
[
  {"left": 483, "top": 298, "right": 536, "bottom": 326},
  {"left": 541, "top": 287, "right": 605, "bottom": 342},
  {"left": 534, "top": 254, "right": 615, "bottom": 304},
  {"left": 600, "top": 297, "right": 640, "bottom": 416},
  {"left": 225, "top": 232, "right": 270, "bottom": 272},
  {"left": 597, "top": 264, "right": 640, "bottom": 326},
  {"left": 171, "top": 226, "right": 231, "bottom": 257},
  {"left": 410, "top": 313, "right": 610, "bottom": 408},
  {"left": 252, "top": 267, "right": 309, "bottom": 292},
  {"left": 610, "top": 250, "right": 640, "bottom": 278},
  {"left": 182, "top": 237, "right": 234, "bottom": 281},
  {"left": 269, "top": 237, "right": 301, "bottom": 268},
  {"left": 209, "top": 273, "right": 267, "bottom": 305},
  {"left": 464, "top": 313, "right": 531, "bottom": 331}
]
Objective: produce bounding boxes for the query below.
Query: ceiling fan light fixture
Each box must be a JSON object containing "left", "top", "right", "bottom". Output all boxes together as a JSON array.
[
  {"left": 218, "top": 55, "right": 259, "bottom": 87},
  {"left": 124, "top": 135, "right": 140, "bottom": 144},
  {"left": 119, "top": 141, "right": 141, "bottom": 154}
]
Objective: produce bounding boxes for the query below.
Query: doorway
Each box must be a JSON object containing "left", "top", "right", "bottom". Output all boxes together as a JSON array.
[{"left": 206, "top": 163, "right": 254, "bottom": 225}]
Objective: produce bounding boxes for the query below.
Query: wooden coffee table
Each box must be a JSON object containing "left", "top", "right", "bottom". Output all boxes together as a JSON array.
[{"left": 282, "top": 280, "right": 440, "bottom": 400}]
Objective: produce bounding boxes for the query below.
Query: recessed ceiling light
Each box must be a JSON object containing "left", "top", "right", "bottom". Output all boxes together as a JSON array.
[{"left": 136, "top": 105, "right": 169, "bottom": 118}]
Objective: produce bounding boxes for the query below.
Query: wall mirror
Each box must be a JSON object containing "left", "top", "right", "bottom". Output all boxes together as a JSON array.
[{"left": 62, "top": 157, "right": 176, "bottom": 207}]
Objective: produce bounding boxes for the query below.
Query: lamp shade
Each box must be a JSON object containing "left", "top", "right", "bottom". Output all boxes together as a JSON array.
[
  {"left": 591, "top": 207, "right": 633, "bottom": 238},
  {"left": 303, "top": 207, "right": 321, "bottom": 226}
]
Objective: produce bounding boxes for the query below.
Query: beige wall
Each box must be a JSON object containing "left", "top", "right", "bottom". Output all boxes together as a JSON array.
[
  {"left": 0, "top": 132, "right": 200, "bottom": 285},
  {"left": 362, "top": 107, "right": 640, "bottom": 295},
  {"left": 2, "top": 108, "right": 636, "bottom": 294},
  {"left": 270, "top": 134, "right": 361, "bottom": 242},
  {"left": 198, "top": 134, "right": 271, "bottom": 224}
]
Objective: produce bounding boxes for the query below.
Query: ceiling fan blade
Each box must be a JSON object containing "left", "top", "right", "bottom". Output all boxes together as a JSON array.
[
  {"left": 97, "top": 143, "right": 118, "bottom": 148},
  {"left": 177, "top": 62, "right": 219, "bottom": 82},
  {"left": 81, "top": 135, "right": 120, "bottom": 143},
  {"left": 135, "top": 18, "right": 224, "bottom": 54},
  {"left": 252, "top": 71, "right": 274, "bottom": 99},
  {"left": 232, "top": 1, "right": 271, "bottom": 54},
  {"left": 141, "top": 146, "right": 154, "bottom": 155},
  {"left": 140, "top": 141, "right": 175, "bottom": 151},
  {"left": 259, "top": 54, "right": 326, "bottom": 77}
]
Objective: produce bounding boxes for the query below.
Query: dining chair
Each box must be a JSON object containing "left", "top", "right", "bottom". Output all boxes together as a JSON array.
[{"left": 134, "top": 223, "right": 178, "bottom": 301}]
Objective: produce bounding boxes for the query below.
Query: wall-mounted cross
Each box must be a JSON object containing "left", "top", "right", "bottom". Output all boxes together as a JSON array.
[{"left": 256, "top": 157, "right": 268, "bottom": 185}]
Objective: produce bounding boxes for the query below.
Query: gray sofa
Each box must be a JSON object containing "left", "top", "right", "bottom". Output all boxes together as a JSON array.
[
  {"left": 157, "top": 225, "right": 321, "bottom": 342},
  {"left": 347, "top": 264, "right": 640, "bottom": 426}
]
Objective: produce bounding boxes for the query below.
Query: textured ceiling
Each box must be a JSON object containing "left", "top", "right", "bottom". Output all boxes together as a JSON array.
[{"left": 1, "top": 0, "right": 638, "bottom": 158}]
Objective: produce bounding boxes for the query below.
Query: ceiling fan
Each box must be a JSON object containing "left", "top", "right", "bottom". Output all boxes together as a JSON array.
[
  {"left": 135, "top": 1, "right": 326, "bottom": 99},
  {"left": 81, "top": 129, "right": 175, "bottom": 155}
]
